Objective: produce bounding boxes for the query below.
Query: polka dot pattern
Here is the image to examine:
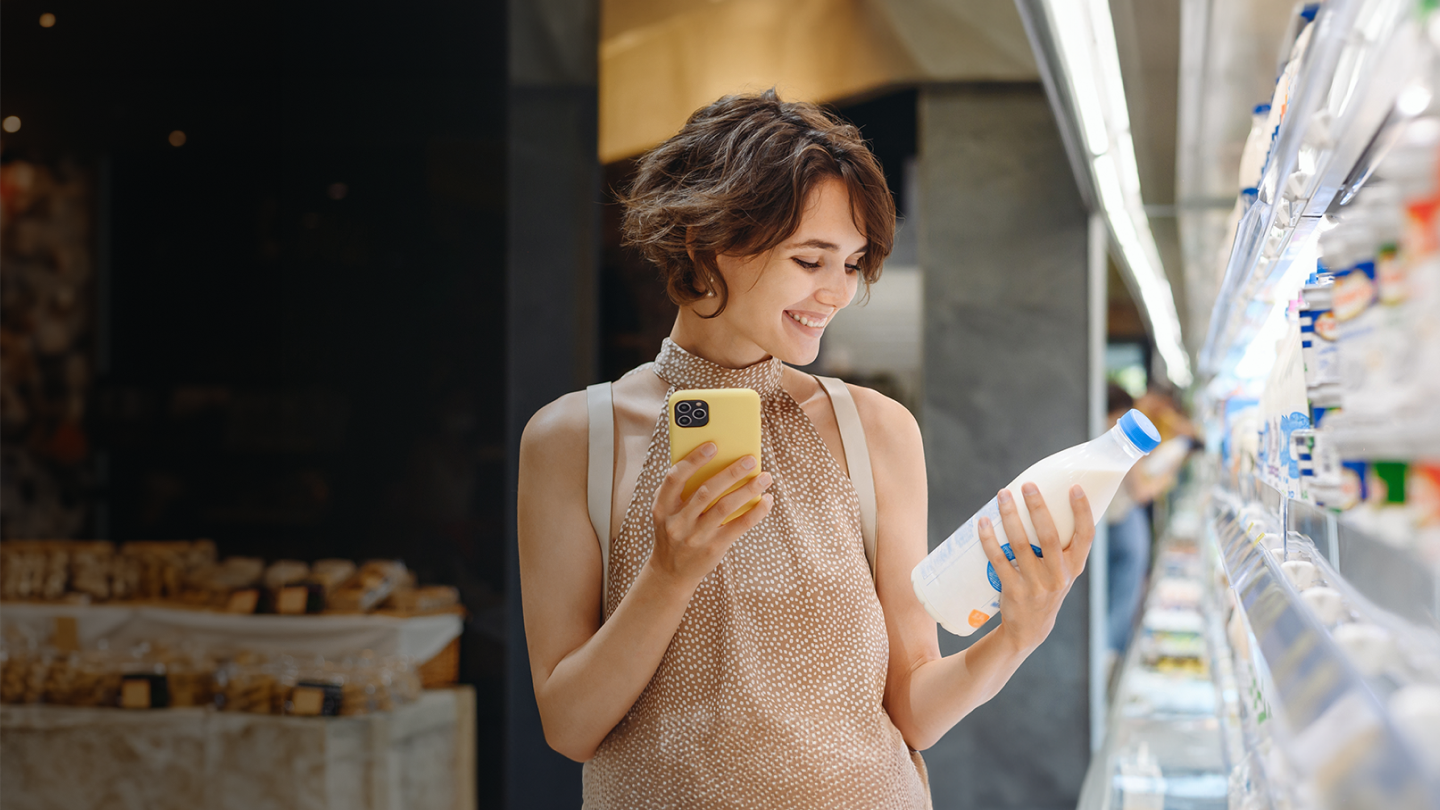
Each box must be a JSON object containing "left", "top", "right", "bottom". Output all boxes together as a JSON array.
[{"left": 582, "top": 339, "right": 927, "bottom": 809}]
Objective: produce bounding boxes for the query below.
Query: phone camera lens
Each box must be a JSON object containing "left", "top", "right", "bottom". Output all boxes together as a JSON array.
[
  {"left": 676, "top": 414, "right": 692, "bottom": 427},
  {"left": 676, "top": 401, "right": 692, "bottom": 414},
  {"left": 692, "top": 408, "right": 707, "bottom": 420}
]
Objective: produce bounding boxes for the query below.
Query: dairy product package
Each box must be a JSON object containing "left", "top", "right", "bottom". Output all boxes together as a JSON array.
[
  {"left": 912, "top": 410, "right": 1160, "bottom": 636},
  {"left": 1238, "top": 105, "right": 1272, "bottom": 191},
  {"left": 1259, "top": 315, "right": 1311, "bottom": 497},
  {"left": 1299, "top": 276, "right": 1338, "bottom": 390}
]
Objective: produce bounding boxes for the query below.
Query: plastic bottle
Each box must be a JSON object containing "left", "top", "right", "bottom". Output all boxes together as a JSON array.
[
  {"left": 912, "top": 410, "right": 1161, "bottom": 636},
  {"left": 1238, "top": 105, "right": 1272, "bottom": 191}
]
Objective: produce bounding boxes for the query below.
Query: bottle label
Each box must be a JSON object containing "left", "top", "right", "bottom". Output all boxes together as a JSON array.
[
  {"left": 918, "top": 496, "right": 1004, "bottom": 586},
  {"left": 1333, "top": 263, "right": 1377, "bottom": 321}
]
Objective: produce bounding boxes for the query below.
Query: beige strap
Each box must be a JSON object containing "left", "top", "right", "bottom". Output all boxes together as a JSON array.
[
  {"left": 586, "top": 382, "right": 615, "bottom": 613},
  {"left": 815, "top": 376, "right": 878, "bottom": 580}
]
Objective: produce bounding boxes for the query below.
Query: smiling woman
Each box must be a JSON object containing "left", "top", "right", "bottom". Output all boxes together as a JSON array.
[
  {"left": 619, "top": 88, "right": 894, "bottom": 325},
  {"left": 517, "top": 88, "right": 1095, "bottom": 810}
]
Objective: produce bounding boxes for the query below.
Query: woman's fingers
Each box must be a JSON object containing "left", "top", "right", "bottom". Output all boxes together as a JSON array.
[
  {"left": 679, "top": 455, "right": 762, "bottom": 522},
  {"left": 976, "top": 514, "right": 1020, "bottom": 593},
  {"left": 717, "top": 492, "right": 774, "bottom": 540},
  {"left": 1064, "top": 486, "right": 1096, "bottom": 575},
  {"left": 996, "top": 489, "right": 1043, "bottom": 576},
  {"left": 1020, "top": 483, "right": 1066, "bottom": 582},
  {"left": 699, "top": 471, "right": 773, "bottom": 530},
  {"left": 653, "top": 442, "right": 719, "bottom": 519}
]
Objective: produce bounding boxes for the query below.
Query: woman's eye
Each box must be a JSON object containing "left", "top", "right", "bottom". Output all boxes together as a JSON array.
[
  {"left": 792, "top": 258, "right": 821, "bottom": 270},
  {"left": 844, "top": 263, "right": 860, "bottom": 274}
]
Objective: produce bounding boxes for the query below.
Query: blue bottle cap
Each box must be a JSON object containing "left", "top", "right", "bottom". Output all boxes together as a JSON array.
[
  {"left": 1119, "top": 409, "right": 1161, "bottom": 454},
  {"left": 1300, "top": 4, "right": 1319, "bottom": 22},
  {"left": 1254, "top": 103, "right": 1272, "bottom": 115}
]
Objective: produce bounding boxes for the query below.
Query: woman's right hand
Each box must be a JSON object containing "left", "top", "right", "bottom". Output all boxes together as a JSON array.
[{"left": 648, "top": 443, "right": 774, "bottom": 588}]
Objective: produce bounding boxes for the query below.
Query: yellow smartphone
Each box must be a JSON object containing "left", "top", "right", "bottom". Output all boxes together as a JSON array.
[{"left": 668, "top": 388, "right": 763, "bottom": 524}]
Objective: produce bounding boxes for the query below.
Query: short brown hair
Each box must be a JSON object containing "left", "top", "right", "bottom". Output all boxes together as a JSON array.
[{"left": 620, "top": 89, "right": 896, "bottom": 317}]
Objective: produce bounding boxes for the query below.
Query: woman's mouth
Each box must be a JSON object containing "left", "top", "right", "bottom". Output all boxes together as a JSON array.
[{"left": 785, "top": 310, "right": 829, "bottom": 331}]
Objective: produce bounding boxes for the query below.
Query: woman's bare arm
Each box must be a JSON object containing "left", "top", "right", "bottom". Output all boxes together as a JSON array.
[
  {"left": 854, "top": 387, "right": 1094, "bottom": 750},
  {"left": 518, "top": 392, "right": 773, "bottom": 761}
]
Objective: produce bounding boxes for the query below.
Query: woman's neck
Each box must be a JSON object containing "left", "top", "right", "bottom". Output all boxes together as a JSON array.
[{"left": 669, "top": 309, "right": 771, "bottom": 369}]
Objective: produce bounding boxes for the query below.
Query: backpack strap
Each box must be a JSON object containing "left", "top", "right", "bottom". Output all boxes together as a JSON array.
[
  {"left": 814, "top": 376, "right": 878, "bottom": 580},
  {"left": 586, "top": 382, "right": 615, "bottom": 613}
]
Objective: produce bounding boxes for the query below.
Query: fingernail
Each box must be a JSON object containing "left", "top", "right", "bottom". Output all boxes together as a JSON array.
[
  {"left": 760, "top": 472, "right": 773, "bottom": 486},
  {"left": 701, "top": 443, "right": 717, "bottom": 457},
  {"left": 1071, "top": 485, "right": 1083, "bottom": 500},
  {"left": 1022, "top": 482, "right": 1039, "bottom": 498},
  {"left": 978, "top": 517, "right": 991, "bottom": 531},
  {"left": 997, "top": 490, "right": 1012, "bottom": 506},
  {"left": 742, "top": 456, "right": 757, "bottom": 469}
]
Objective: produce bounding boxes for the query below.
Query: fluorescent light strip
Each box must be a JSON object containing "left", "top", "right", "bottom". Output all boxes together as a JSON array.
[
  {"left": 1043, "top": 0, "right": 1193, "bottom": 388},
  {"left": 1048, "top": 1, "right": 1110, "bottom": 155}
]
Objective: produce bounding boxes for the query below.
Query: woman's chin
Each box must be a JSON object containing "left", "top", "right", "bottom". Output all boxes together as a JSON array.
[{"left": 772, "top": 339, "right": 821, "bottom": 367}]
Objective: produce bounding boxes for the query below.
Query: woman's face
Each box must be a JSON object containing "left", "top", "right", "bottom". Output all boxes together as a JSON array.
[{"left": 695, "top": 176, "right": 866, "bottom": 366}]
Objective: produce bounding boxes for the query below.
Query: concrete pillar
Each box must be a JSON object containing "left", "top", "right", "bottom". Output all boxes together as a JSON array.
[
  {"left": 504, "top": 0, "right": 599, "bottom": 806},
  {"left": 918, "top": 83, "right": 1093, "bottom": 809}
]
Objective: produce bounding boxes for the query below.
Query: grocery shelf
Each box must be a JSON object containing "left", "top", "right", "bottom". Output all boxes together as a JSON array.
[
  {"left": 1077, "top": 531, "right": 1230, "bottom": 810},
  {"left": 1255, "top": 477, "right": 1440, "bottom": 629},
  {"left": 1209, "top": 488, "right": 1440, "bottom": 808},
  {"left": 1198, "top": 0, "right": 1423, "bottom": 378}
]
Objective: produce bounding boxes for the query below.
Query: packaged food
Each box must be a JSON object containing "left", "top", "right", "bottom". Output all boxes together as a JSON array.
[
  {"left": 328, "top": 561, "right": 407, "bottom": 613},
  {"left": 286, "top": 661, "right": 343, "bottom": 717},
  {"left": 262, "top": 560, "right": 310, "bottom": 590},
  {"left": 214, "top": 658, "right": 278, "bottom": 714},
  {"left": 310, "top": 559, "right": 356, "bottom": 596},
  {"left": 156, "top": 643, "right": 215, "bottom": 707},
  {"left": 1, "top": 639, "right": 50, "bottom": 704},
  {"left": 44, "top": 649, "right": 122, "bottom": 707},
  {"left": 68, "top": 541, "right": 115, "bottom": 600}
]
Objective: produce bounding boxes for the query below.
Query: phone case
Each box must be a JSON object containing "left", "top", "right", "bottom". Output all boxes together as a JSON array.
[{"left": 668, "top": 388, "right": 763, "bottom": 524}]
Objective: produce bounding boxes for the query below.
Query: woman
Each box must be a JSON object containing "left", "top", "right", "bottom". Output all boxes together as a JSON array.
[
  {"left": 1103, "top": 383, "right": 1180, "bottom": 666},
  {"left": 517, "top": 90, "right": 1095, "bottom": 808}
]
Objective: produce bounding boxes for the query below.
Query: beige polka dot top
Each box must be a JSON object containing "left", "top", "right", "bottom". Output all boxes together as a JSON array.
[{"left": 582, "top": 339, "right": 928, "bottom": 809}]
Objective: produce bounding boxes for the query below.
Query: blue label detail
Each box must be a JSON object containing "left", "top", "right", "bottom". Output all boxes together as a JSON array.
[
  {"left": 1001, "top": 542, "right": 1044, "bottom": 561},
  {"left": 987, "top": 562, "right": 1001, "bottom": 592}
]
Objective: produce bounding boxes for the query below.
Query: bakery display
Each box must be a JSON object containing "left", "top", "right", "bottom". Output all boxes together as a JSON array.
[{"left": 0, "top": 540, "right": 450, "bottom": 617}]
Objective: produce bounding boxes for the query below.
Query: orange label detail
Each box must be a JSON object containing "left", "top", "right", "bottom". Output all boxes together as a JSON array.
[{"left": 968, "top": 610, "right": 990, "bottom": 628}]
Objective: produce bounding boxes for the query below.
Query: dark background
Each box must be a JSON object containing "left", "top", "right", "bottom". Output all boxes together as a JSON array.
[{"left": 2, "top": 0, "right": 509, "bottom": 795}]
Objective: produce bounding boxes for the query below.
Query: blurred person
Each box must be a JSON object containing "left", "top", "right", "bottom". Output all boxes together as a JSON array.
[
  {"left": 1104, "top": 383, "right": 1181, "bottom": 675},
  {"left": 518, "top": 90, "right": 1098, "bottom": 808},
  {"left": 1135, "top": 385, "right": 1197, "bottom": 443}
]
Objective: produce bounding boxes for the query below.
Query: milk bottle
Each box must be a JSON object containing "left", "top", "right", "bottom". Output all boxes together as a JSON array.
[{"left": 912, "top": 409, "right": 1161, "bottom": 636}]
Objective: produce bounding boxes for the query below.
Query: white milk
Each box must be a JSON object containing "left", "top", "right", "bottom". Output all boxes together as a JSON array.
[{"left": 912, "top": 409, "right": 1160, "bottom": 636}]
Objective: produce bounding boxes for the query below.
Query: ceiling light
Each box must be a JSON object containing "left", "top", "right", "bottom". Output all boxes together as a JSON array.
[
  {"left": 39, "top": 13, "right": 55, "bottom": 28},
  {"left": 169, "top": 130, "right": 187, "bottom": 147},
  {"left": 2, "top": 116, "right": 21, "bottom": 134},
  {"left": 1039, "top": 0, "right": 1193, "bottom": 388}
]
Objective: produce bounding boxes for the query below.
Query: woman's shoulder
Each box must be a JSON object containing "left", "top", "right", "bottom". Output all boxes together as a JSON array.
[
  {"left": 521, "top": 390, "right": 589, "bottom": 457},
  {"left": 843, "top": 381, "right": 923, "bottom": 460}
]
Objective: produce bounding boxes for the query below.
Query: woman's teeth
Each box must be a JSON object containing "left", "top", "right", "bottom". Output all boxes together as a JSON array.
[{"left": 787, "top": 311, "right": 827, "bottom": 329}]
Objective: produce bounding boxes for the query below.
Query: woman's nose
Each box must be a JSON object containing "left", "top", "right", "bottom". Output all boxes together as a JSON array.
[{"left": 815, "top": 267, "right": 854, "bottom": 308}]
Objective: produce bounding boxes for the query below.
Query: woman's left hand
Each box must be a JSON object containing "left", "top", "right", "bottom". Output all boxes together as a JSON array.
[{"left": 976, "top": 483, "right": 1095, "bottom": 654}]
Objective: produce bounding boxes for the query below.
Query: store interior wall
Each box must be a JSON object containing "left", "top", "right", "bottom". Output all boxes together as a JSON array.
[
  {"left": 918, "top": 82, "right": 1093, "bottom": 809},
  {"left": 503, "top": 0, "right": 600, "bottom": 805}
]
